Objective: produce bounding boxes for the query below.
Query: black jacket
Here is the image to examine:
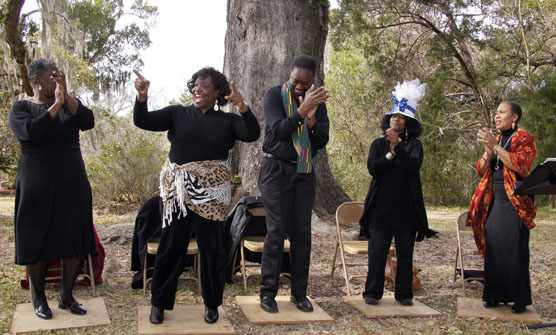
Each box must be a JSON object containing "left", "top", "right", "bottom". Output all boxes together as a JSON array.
[{"left": 359, "top": 136, "right": 437, "bottom": 242}]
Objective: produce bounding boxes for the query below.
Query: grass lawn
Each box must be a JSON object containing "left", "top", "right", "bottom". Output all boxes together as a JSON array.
[{"left": 0, "top": 195, "right": 555, "bottom": 334}]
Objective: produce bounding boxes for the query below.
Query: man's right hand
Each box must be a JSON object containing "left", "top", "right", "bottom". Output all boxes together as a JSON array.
[
  {"left": 133, "top": 69, "right": 150, "bottom": 102},
  {"left": 298, "top": 84, "right": 330, "bottom": 118}
]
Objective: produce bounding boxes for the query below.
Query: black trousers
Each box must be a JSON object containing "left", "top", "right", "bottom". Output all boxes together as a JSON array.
[
  {"left": 364, "top": 229, "right": 416, "bottom": 300},
  {"left": 258, "top": 157, "right": 316, "bottom": 297},
  {"left": 151, "top": 209, "right": 225, "bottom": 310}
]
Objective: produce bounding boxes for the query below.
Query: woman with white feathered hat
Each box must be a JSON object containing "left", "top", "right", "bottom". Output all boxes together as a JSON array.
[{"left": 359, "top": 79, "right": 437, "bottom": 306}]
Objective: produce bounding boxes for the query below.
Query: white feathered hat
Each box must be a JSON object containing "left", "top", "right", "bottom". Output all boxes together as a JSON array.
[{"left": 388, "top": 79, "right": 426, "bottom": 120}]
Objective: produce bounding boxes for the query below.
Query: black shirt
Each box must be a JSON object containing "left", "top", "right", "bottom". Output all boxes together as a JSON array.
[
  {"left": 491, "top": 128, "right": 515, "bottom": 182},
  {"left": 261, "top": 85, "right": 329, "bottom": 161},
  {"left": 133, "top": 99, "right": 260, "bottom": 165}
]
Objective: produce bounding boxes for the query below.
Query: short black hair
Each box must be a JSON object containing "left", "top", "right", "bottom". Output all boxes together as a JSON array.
[
  {"left": 501, "top": 100, "right": 522, "bottom": 124},
  {"left": 380, "top": 114, "right": 423, "bottom": 139},
  {"left": 291, "top": 54, "right": 316, "bottom": 75},
  {"left": 28, "top": 58, "right": 57, "bottom": 79},
  {"left": 187, "top": 67, "right": 231, "bottom": 107}
]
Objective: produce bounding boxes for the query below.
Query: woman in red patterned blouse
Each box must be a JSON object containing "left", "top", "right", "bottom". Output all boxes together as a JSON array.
[{"left": 466, "top": 101, "right": 536, "bottom": 314}]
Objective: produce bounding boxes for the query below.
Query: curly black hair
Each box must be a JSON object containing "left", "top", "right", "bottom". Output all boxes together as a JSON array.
[
  {"left": 187, "top": 67, "right": 231, "bottom": 107},
  {"left": 380, "top": 114, "right": 423, "bottom": 139},
  {"left": 28, "top": 58, "right": 57, "bottom": 79}
]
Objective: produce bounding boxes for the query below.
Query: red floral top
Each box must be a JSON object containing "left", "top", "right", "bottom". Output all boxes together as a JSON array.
[{"left": 466, "top": 128, "right": 537, "bottom": 257}]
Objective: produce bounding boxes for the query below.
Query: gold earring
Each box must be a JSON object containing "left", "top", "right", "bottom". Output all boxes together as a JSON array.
[{"left": 512, "top": 121, "right": 516, "bottom": 130}]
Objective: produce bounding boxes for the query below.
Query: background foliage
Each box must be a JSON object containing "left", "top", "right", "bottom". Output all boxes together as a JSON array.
[{"left": 326, "top": 0, "right": 556, "bottom": 206}]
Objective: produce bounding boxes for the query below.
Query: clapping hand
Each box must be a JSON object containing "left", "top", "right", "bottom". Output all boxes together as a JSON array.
[
  {"left": 299, "top": 84, "right": 330, "bottom": 119},
  {"left": 386, "top": 128, "right": 402, "bottom": 151},
  {"left": 133, "top": 69, "right": 150, "bottom": 102},
  {"left": 224, "top": 81, "right": 248, "bottom": 112},
  {"left": 477, "top": 127, "right": 497, "bottom": 152}
]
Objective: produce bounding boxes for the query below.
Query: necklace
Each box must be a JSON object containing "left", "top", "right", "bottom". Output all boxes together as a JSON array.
[{"left": 495, "top": 131, "right": 515, "bottom": 171}]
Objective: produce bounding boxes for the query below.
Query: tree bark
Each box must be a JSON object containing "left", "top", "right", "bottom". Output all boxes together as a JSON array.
[
  {"left": 224, "top": 0, "right": 350, "bottom": 215},
  {"left": 2, "top": 0, "right": 32, "bottom": 96}
]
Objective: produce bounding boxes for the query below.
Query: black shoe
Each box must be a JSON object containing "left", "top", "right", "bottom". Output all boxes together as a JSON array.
[
  {"left": 57, "top": 295, "right": 86, "bottom": 315},
  {"left": 290, "top": 296, "right": 314, "bottom": 312},
  {"left": 483, "top": 300, "right": 499, "bottom": 308},
  {"left": 397, "top": 298, "right": 413, "bottom": 306},
  {"left": 511, "top": 303, "right": 526, "bottom": 314},
  {"left": 149, "top": 305, "right": 164, "bottom": 324},
  {"left": 33, "top": 300, "right": 52, "bottom": 320},
  {"left": 204, "top": 306, "right": 219, "bottom": 324},
  {"left": 260, "top": 295, "right": 278, "bottom": 313},
  {"left": 364, "top": 297, "right": 379, "bottom": 305}
]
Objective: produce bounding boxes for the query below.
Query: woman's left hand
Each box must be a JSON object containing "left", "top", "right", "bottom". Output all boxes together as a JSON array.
[
  {"left": 225, "top": 81, "right": 248, "bottom": 112},
  {"left": 477, "top": 127, "right": 498, "bottom": 150}
]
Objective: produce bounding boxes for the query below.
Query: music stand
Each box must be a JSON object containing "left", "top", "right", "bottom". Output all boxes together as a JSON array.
[
  {"left": 515, "top": 158, "right": 556, "bottom": 330},
  {"left": 515, "top": 158, "right": 556, "bottom": 195}
]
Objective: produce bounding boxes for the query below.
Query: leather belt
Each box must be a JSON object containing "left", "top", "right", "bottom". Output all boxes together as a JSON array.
[{"left": 262, "top": 152, "right": 297, "bottom": 164}]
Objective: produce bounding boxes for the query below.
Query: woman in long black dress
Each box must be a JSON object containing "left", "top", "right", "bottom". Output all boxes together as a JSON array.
[
  {"left": 359, "top": 79, "right": 436, "bottom": 306},
  {"left": 133, "top": 68, "right": 260, "bottom": 324},
  {"left": 468, "top": 101, "right": 536, "bottom": 313},
  {"left": 8, "top": 59, "right": 96, "bottom": 319}
]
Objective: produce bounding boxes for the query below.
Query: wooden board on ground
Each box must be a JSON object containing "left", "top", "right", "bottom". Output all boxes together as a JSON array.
[
  {"left": 11, "top": 297, "right": 110, "bottom": 334},
  {"left": 138, "top": 305, "right": 235, "bottom": 335},
  {"left": 344, "top": 295, "right": 442, "bottom": 319},
  {"left": 457, "top": 297, "right": 542, "bottom": 323},
  {"left": 235, "top": 296, "right": 333, "bottom": 324}
]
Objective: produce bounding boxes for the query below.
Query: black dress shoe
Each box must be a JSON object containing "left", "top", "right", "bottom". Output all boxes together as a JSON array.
[
  {"left": 57, "top": 295, "right": 86, "bottom": 315},
  {"left": 364, "top": 297, "right": 379, "bottom": 305},
  {"left": 33, "top": 301, "right": 52, "bottom": 320},
  {"left": 483, "top": 300, "right": 499, "bottom": 308},
  {"left": 397, "top": 298, "right": 413, "bottom": 306},
  {"left": 290, "top": 296, "right": 314, "bottom": 312},
  {"left": 260, "top": 295, "right": 278, "bottom": 313},
  {"left": 511, "top": 303, "right": 526, "bottom": 314},
  {"left": 205, "top": 306, "right": 219, "bottom": 324},
  {"left": 149, "top": 305, "right": 164, "bottom": 324}
]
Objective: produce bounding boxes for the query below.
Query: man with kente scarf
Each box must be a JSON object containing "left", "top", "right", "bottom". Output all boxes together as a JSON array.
[{"left": 258, "top": 55, "right": 330, "bottom": 313}]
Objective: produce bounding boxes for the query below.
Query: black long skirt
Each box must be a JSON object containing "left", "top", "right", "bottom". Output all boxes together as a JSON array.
[
  {"left": 14, "top": 148, "right": 96, "bottom": 265},
  {"left": 483, "top": 179, "right": 532, "bottom": 306}
]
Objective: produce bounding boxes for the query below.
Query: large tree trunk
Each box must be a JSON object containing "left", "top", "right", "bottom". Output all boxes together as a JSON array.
[
  {"left": 2, "top": 0, "right": 32, "bottom": 96},
  {"left": 224, "top": 0, "right": 350, "bottom": 216}
]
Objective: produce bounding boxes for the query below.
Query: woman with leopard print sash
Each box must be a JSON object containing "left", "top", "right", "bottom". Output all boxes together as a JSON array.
[{"left": 133, "top": 67, "right": 260, "bottom": 325}]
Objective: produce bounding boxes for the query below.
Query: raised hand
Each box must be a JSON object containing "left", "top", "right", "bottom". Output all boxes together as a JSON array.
[
  {"left": 133, "top": 69, "right": 150, "bottom": 102},
  {"left": 386, "top": 128, "right": 402, "bottom": 150},
  {"left": 477, "top": 127, "right": 497, "bottom": 150},
  {"left": 298, "top": 84, "right": 330, "bottom": 118},
  {"left": 225, "top": 81, "right": 248, "bottom": 112},
  {"left": 54, "top": 82, "right": 65, "bottom": 107}
]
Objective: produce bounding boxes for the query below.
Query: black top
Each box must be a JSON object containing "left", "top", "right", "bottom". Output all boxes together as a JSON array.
[
  {"left": 10, "top": 100, "right": 94, "bottom": 152},
  {"left": 491, "top": 128, "right": 516, "bottom": 181},
  {"left": 359, "top": 135, "right": 437, "bottom": 241},
  {"left": 133, "top": 99, "right": 260, "bottom": 164},
  {"left": 261, "top": 85, "right": 329, "bottom": 161}
]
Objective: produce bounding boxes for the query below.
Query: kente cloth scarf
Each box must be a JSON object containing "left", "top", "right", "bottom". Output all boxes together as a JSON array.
[
  {"left": 281, "top": 82, "right": 312, "bottom": 173},
  {"left": 159, "top": 159, "right": 231, "bottom": 226}
]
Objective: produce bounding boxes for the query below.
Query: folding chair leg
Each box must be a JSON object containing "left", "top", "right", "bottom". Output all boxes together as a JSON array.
[
  {"left": 459, "top": 247, "right": 466, "bottom": 296},
  {"left": 240, "top": 241, "right": 248, "bottom": 294},
  {"left": 339, "top": 246, "right": 351, "bottom": 296},
  {"left": 143, "top": 252, "right": 148, "bottom": 295},
  {"left": 330, "top": 240, "right": 339, "bottom": 278},
  {"left": 453, "top": 247, "right": 459, "bottom": 283},
  {"left": 87, "top": 254, "right": 96, "bottom": 297}
]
